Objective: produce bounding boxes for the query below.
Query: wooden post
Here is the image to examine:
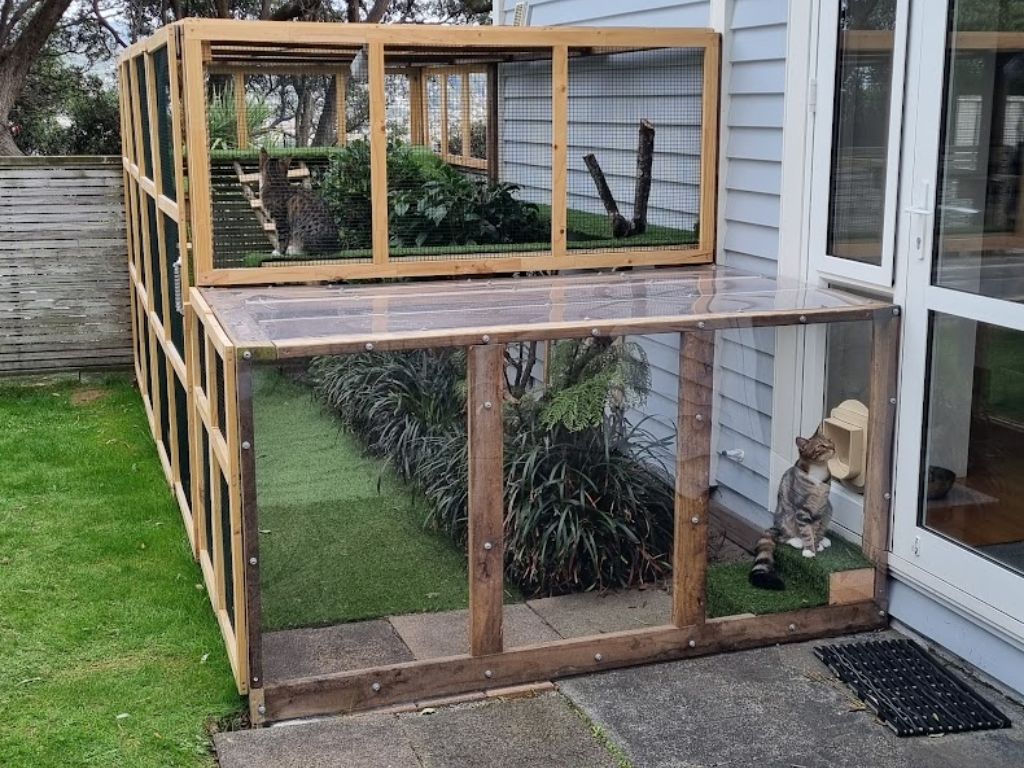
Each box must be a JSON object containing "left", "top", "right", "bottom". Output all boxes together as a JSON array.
[
  {"left": 237, "top": 357, "right": 263, "bottom": 703},
  {"left": 551, "top": 45, "right": 569, "bottom": 258},
  {"left": 486, "top": 63, "right": 499, "bottom": 183},
  {"left": 862, "top": 308, "right": 900, "bottom": 607},
  {"left": 698, "top": 35, "right": 721, "bottom": 256},
  {"left": 440, "top": 71, "right": 450, "bottom": 158},
  {"left": 583, "top": 153, "right": 632, "bottom": 238},
  {"left": 460, "top": 71, "right": 472, "bottom": 162},
  {"left": 234, "top": 72, "right": 248, "bottom": 148},
  {"left": 336, "top": 71, "right": 348, "bottom": 145},
  {"left": 368, "top": 41, "right": 389, "bottom": 266},
  {"left": 632, "top": 120, "right": 655, "bottom": 234},
  {"left": 467, "top": 344, "right": 504, "bottom": 656},
  {"left": 408, "top": 70, "right": 423, "bottom": 146},
  {"left": 673, "top": 330, "right": 714, "bottom": 627},
  {"left": 182, "top": 35, "right": 215, "bottom": 282}
]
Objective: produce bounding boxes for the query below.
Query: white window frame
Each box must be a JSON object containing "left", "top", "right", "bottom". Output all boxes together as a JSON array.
[{"left": 807, "top": 0, "right": 911, "bottom": 288}]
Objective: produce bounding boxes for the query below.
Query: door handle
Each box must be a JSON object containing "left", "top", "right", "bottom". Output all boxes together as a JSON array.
[{"left": 904, "top": 181, "right": 933, "bottom": 261}]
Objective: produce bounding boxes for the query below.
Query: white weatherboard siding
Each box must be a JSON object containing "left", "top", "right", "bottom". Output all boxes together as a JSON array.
[{"left": 498, "top": 0, "right": 784, "bottom": 528}]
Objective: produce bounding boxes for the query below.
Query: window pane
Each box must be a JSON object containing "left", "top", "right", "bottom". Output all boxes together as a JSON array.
[
  {"left": 933, "top": 2, "right": 1024, "bottom": 302},
  {"left": 826, "top": 0, "right": 898, "bottom": 266},
  {"left": 921, "top": 313, "right": 1024, "bottom": 576}
]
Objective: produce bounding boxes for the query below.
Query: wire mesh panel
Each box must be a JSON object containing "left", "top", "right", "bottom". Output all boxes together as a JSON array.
[
  {"left": 565, "top": 47, "right": 704, "bottom": 254},
  {"left": 153, "top": 46, "right": 177, "bottom": 201}
]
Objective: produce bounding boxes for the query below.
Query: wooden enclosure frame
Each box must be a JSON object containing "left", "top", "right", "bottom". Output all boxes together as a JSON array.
[
  {"left": 120, "top": 20, "right": 720, "bottom": 287},
  {"left": 181, "top": 271, "right": 900, "bottom": 718}
]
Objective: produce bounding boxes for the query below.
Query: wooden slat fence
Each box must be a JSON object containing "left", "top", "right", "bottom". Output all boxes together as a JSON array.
[{"left": 0, "top": 156, "right": 131, "bottom": 375}]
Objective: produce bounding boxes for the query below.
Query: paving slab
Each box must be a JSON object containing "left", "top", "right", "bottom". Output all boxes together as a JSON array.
[
  {"left": 214, "top": 713, "right": 420, "bottom": 768},
  {"left": 400, "top": 693, "right": 616, "bottom": 768},
  {"left": 389, "top": 604, "right": 560, "bottom": 659},
  {"left": 558, "top": 631, "right": 1024, "bottom": 768},
  {"left": 214, "top": 693, "right": 615, "bottom": 768},
  {"left": 262, "top": 619, "right": 414, "bottom": 681},
  {"left": 527, "top": 587, "right": 671, "bottom": 637}
]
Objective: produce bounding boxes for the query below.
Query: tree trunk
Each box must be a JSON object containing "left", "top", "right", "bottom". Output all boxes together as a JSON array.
[
  {"left": 583, "top": 153, "right": 632, "bottom": 238},
  {"left": 0, "top": 0, "right": 75, "bottom": 154},
  {"left": 631, "top": 119, "right": 655, "bottom": 234},
  {"left": 312, "top": 76, "right": 338, "bottom": 146}
]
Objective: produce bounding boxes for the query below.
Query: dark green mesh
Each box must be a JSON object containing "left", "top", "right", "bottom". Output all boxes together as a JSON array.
[
  {"left": 153, "top": 47, "right": 177, "bottom": 201},
  {"left": 135, "top": 58, "right": 154, "bottom": 179},
  {"left": 156, "top": 347, "right": 171, "bottom": 457},
  {"left": 202, "top": 429, "right": 214, "bottom": 555},
  {"left": 174, "top": 376, "right": 191, "bottom": 501},
  {"left": 164, "top": 215, "right": 184, "bottom": 353},
  {"left": 220, "top": 471, "right": 235, "bottom": 629},
  {"left": 146, "top": 197, "right": 163, "bottom": 322},
  {"left": 215, "top": 354, "right": 226, "bottom": 437}
]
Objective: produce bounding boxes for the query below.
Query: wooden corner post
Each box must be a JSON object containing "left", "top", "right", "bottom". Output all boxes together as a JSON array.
[
  {"left": 467, "top": 344, "right": 504, "bottom": 656},
  {"left": 368, "top": 41, "right": 389, "bottom": 267},
  {"left": 862, "top": 308, "right": 901, "bottom": 608},
  {"left": 673, "top": 330, "right": 715, "bottom": 626}
]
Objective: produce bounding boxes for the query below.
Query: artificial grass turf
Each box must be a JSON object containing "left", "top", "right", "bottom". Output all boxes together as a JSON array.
[
  {"left": 0, "top": 377, "right": 241, "bottom": 768},
  {"left": 253, "top": 368, "right": 471, "bottom": 631},
  {"left": 707, "top": 536, "right": 871, "bottom": 618}
]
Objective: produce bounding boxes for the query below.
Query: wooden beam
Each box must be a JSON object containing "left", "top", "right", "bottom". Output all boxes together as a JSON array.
[
  {"left": 182, "top": 36, "right": 216, "bottom": 279},
  {"left": 260, "top": 601, "right": 884, "bottom": 722},
  {"left": 440, "top": 71, "right": 450, "bottom": 156},
  {"left": 237, "top": 359, "right": 263, "bottom": 697},
  {"left": 233, "top": 71, "right": 248, "bottom": 148},
  {"left": 368, "top": 41, "right": 389, "bottom": 267},
  {"left": 862, "top": 308, "right": 900, "bottom": 607},
  {"left": 486, "top": 64, "right": 499, "bottom": 183},
  {"left": 551, "top": 45, "right": 568, "bottom": 258},
  {"left": 460, "top": 70, "right": 472, "bottom": 163},
  {"left": 698, "top": 34, "right": 721, "bottom": 255},
  {"left": 336, "top": 72, "right": 348, "bottom": 145},
  {"left": 673, "top": 330, "right": 714, "bottom": 626},
  {"left": 467, "top": 344, "right": 505, "bottom": 656}
]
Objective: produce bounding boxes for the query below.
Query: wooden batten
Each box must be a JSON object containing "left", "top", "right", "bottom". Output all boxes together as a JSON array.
[
  {"left": 467, "top": 345, "right": 505, "bottom": 656},
  {"left": 368, "top": 41, "right": 389, "bottom": 266},
  {"left": 673, "top": 331, "right": 715, "bottom": 626},
  {"left": 829, "top": 569, "right": 876, "bottom": 606},
  {"left": 551, "top": 45, "right": 568, "bottom": 258}
]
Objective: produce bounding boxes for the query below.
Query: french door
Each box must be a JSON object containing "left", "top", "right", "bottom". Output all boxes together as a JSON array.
[{"left": 891, "top": 0, "right": 1024, "bottom": 639}]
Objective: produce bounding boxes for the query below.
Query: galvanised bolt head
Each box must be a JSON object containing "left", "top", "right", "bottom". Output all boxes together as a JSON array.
[
  {"left": 591, "top": 328, "right": 600, "bottom": 337},
  {"left": 879, "top": 610, "right": 886, "bottom": 617},
  {"left": 243, "top": 351, "right": 252, "bottom": 360},
  {"left": 483, "top": 541, "right": 493, "bottom": 551},
  {"left": 242, "top": 441, "right": 251, "bottom": 450},
  {"left": 788, "top": 623, "right": 796, "bottom": 632},
  {"left": 252, "top": 676, "right": 259, "bottom": 683},
  {"left": 799, "top": 315, "right": 807, "bottom": 323},
  {"left": 690, "top": 516, "right": 700, "bottom": 525},
  {"left": 482, "top": 335, "right": 491, "bottom": 343},
  {"left": 694, "top": 413, "right": 704, "bottom": 422},
  {"left": 249, "top": 557, "right": 258, "bottom": 566},
  {"left": 890, "top": 397, "right": 897, "bottom": 405},
  {"left": 484, "top": 670, "right": 493, "bottom": 679},
  {"left": 484, "top": 401, "right": 493, "bottom": 410},
  {"left": 257, "top": 704, "right": 266, "bottom": 715},
  {"left": 893, "top": 307, "right": 901, "bottom": 316},
  {"left": 697, "top": 321, "right": 706, "bottom": 329},
  {"left": 371, "top": 682, "right": 382, "bottom": 692},
  {"left": 365, "top": 342, "right": 374, "bottom": 351},
  {"left": 687, "top": 640, "right": 696, "bottom": 648},
  {"left": 883, "top": 492, "right": 892, "bottom": 500},
  {"left": 594, "top": 653, "right": 603, "bottom": 662}
]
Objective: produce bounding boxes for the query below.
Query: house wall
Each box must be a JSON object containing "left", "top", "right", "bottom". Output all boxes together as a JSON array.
[{"left": 498, "top": 0, "right": 787, "bottom": 528}]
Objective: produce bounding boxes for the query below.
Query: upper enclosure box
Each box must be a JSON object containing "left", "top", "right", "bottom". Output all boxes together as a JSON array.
[{"left": 119, "top": 20, "right": 720, "bottom": 285}]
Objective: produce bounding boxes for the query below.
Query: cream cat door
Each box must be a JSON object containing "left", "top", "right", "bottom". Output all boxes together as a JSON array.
[{"left": 890, "top": 0, "right": 1024, "bottom": 639}]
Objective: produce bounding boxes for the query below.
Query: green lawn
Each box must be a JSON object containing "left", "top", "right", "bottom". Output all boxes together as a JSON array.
[
  {"left": 254, "top": 369, "right": 471, "bottom": 631},
  {"left": 0, "top": 377, "right": 241, "bottom": 768}
]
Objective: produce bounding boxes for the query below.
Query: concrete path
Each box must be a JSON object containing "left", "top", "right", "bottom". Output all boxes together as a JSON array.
[{"left": 215, "top": 632, "right": 1024, "bottom": 767}]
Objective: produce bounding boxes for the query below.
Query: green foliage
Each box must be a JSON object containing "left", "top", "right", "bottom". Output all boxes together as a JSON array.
[
  {"left": 206, "top": 83, "right": 275, "bottom": 150},
  {"left": 310, "top": 337, "right": 676, "bottom": 597},
  {"left": 10, "top": 53, "right": 120, "bottom": 155},
  {"left": 317, "top": 139, "right": 547, "bottom": 250}
]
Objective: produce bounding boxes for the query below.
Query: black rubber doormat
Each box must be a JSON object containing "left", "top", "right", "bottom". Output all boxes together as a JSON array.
[{"left": 814, "top": 639, "right": 1011, "bottom": 736}]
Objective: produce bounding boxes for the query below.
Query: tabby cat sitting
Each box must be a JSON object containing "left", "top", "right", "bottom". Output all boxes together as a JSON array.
[
  {"left": 258, "top": 149, "right": 340, "bottom": 257},
  {"left": 749, "top": 430, "right": 836, "bottom": 591}
]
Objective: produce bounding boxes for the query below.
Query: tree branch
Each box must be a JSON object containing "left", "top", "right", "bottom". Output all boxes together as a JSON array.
[
  {"left": 91, "top": 0, "right": 126, "bottom": 48},
  {"left": 362, "top": 0, "right": 390, "bottom": 23}
]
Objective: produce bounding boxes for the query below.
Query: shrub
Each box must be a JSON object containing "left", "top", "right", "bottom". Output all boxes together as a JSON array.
[
  {"left": 309, "top": 337, "right": 676, "bottom": 596},
  {"left": 317, "top": 140, "right": 547, "bottom": 250}
]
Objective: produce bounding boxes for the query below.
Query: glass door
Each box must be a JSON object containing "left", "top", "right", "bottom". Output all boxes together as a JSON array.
[{"left": 892, "top": 0, "right": 1024, "bottom": 634}]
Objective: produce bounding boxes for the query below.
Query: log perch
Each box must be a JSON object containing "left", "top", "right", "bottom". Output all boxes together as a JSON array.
[
  {"left": 583, "top": 153, "right": 633, "bottom": 238},
  {"left": 632, "top": 120, "right": 655, "bottom": 234}
]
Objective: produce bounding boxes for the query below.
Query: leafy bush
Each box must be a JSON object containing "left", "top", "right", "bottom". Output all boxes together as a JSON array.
[
  {"left": 206, "top": 84, "right": 274, "bottom": 150},
  {"left": 317, "top": 140, "right": 547, "bottom": 250},
  {"left": 309, "top": 338, "right": 676, "bottom": 596}
]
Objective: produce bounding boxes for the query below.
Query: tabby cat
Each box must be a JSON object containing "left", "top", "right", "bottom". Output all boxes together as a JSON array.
[
  {"left": 258, "top": 149, "right": 340, "bottom": 257},
  {"left": 748, "top": 430, "right": 836, "bottom": 591}
]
